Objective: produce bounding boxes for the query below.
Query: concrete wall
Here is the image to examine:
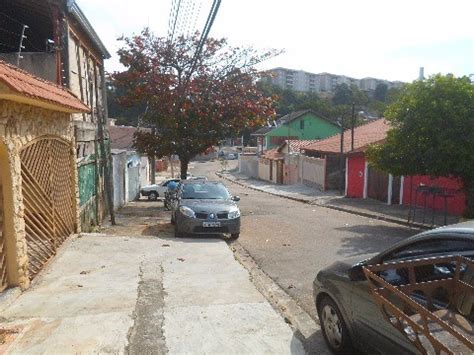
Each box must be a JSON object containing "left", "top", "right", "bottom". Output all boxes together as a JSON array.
[
  {"left": 258, "top": 159, "right": 271, "bottom": 181},
  {"left": 112, "top": 151, "right": 145, "bottom": 210},
  {"left": 283, "top": 154, "right": 299, "bottom": 185},
  {"left": 300, "top": 156, "right": 326, "bottom": 190},
  {"left": 112, "top": 151, "right": 127, "bottom": 210},
  {"left": 238, "top": 155, "right": 259, "bottom": 178},
  {"left": 139, "top": 156, "right": 150, "bottom": 188},
  {"left": 271, "top": 161, "right": 278, "bottom": 184},
  {"left": 0, "top": 53, "right": 56, "bottom": 83},
  {"left": 0, "top": 100, "right": 77, "bottom": 290}
]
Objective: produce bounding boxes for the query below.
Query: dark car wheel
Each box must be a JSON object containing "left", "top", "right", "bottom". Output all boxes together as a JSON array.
[
  {"left": 230, "top": 233, "right": 240, "bottom": 239},
  {"left": 318, "top": 296, "right": 354, "bottom": 354},
  {"left": 148, "top": 191, "right": 158, "bottom": 201}
]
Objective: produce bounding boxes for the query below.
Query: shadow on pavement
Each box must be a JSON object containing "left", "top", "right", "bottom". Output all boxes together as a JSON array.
[{"left": 335, "top": 223, "right": 420, "bottom": 257}]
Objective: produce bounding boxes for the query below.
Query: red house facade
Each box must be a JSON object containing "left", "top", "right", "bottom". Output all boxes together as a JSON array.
[{"left": 304, "top": 119, "right": 467, "bottom": 216}]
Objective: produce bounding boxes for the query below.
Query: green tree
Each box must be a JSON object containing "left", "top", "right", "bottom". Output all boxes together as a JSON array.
[
  {"left": 374, "top": 83, "right": 388, "bottom": 102},
  {"left": 366, "top": 74, "right": 474, "bottom": 216},
  {"left": 332, "top": 83, "right": 353, "bottom": 105}
]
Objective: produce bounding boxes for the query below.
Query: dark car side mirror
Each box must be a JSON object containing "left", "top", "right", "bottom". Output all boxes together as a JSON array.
[
  {"left": 232, "top": 195, "right": 240, "bottom": 202},
  {"left": 348, "top": 264, "right": 366, "bottom": 281}
]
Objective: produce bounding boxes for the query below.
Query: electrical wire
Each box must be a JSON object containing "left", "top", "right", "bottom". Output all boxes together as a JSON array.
[
  {"left": 0, "top": 26, "right": 21, "bottom": 37},
  {"left": 0, "top": 11, "right": 25, "bottom": 26}
]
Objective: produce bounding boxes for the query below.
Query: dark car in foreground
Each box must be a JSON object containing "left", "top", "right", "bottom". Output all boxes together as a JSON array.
[
  {"left": 171, "top": 180, "right": 241, "bottom": 238},
  {"left": 313, "top": 222, "right": 474, "bottom": 354}
]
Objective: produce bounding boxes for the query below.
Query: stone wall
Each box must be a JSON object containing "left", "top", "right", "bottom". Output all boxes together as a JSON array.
[{"left": 0, "top": 100, "right": 78, "bottom": 290}]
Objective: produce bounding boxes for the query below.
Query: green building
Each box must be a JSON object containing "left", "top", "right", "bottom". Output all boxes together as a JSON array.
[{"left": 252, "top": 110, "right": 340, "bottom": 150}]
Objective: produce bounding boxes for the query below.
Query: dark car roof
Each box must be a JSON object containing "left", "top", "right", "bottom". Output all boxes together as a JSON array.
[
  {"left": 369, "top": 221, "right": 474, "bottom": 264},
  {"left": 179, "top": 179, "right": 221, "bottom": 185}
]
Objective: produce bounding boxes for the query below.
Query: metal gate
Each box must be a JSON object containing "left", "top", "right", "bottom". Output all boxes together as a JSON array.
[
  {"left": 367, "top": 166, "right": 389, "bottom": 202},
  {"left": 21, "top": 138, "right": 76, "bottom": 279},
  {"left": 0, "top": 181, "right": 7, "bottom": 291}
]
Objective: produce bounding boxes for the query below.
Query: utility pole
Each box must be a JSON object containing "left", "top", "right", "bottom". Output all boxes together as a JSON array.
[
  {"left": 16, "top": 24, "right": 28, "bottom": 67},
  {"left": 151, "top": 127, "right": 156, "bottom": 184},
  {"left": 351, "top": 103, "right": 355, "bottom": 151},
  {"left": 339, "top": 116, "right": 345, "bottom": 195}
]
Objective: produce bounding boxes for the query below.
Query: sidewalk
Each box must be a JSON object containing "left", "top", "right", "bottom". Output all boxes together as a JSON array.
[
  {"left": 218, "top": 170, "right": 460, "bottom": 228},
  {"left": 0, "top": 203, "right": 304, "bottom": 354}
]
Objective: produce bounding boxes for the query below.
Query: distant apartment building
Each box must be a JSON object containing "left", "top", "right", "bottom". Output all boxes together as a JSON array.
[{"left": 266, "top": 67, "right": 404, "bottom": 94}]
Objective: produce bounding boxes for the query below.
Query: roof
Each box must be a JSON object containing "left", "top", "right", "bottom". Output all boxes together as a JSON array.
[
  {"left": 279, "top": 140, "right": 319, "bottom": 153},
  {"left": 278, "top": 109, "right": 337, "bottom": 127},
  {"left": 0, "top": 60, "right": 90, "bottom": 113},
  {"left": 262, "top": 148, "right": 284, "bottom": 160},
  {"left": 251, "top": 126, "right": 274, "bottom": 136},
  {"left": 109, "top": 125, "right": 151, "bottom": 150},
  {"left": 303, "top": 119, "right": 391, "bottom": 155}
]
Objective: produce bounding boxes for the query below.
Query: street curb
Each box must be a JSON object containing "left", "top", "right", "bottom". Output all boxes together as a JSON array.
[
  {"left": 228, "top": 240, "right": 323, "bottom": 353},
  {"left": 216, "top": 172, "right": 428, "bottom": 230}
]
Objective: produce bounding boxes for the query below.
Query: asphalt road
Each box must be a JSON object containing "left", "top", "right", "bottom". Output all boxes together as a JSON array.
[{"left": 190, "top": 160, "right": 418, "bottom": 319}]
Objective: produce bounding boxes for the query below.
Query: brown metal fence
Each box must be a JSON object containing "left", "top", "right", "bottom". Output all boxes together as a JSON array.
[{"left": 21, "top": 137, "right": 76, "bottom": 279}]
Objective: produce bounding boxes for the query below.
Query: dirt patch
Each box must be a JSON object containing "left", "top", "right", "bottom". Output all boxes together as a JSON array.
[
  {"left": 101, "top": 200, "right": 173, "bottom": 237},
  {"left": 0, "top": 327, "right": 21, "bottom": 351}
]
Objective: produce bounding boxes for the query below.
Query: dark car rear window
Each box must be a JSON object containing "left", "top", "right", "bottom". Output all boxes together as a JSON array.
[
  {"left": 386, "top": 238, "right": 474, "bottom": 261},
  {"left": 181, "top": 183, "right": 231, "bottom": 200}
]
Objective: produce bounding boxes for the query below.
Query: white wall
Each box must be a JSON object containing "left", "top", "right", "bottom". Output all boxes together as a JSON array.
[
  {"left": 300, "top": 156, "right": 326, "bottom": 191},
  {"left": 239, "top": 155, "right": 259, "bottom": 178}
]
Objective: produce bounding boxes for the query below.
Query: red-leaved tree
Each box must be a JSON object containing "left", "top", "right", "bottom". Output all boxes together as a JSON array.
[{"left": 113, "top": 29, "right": 278, "bottom": 178}]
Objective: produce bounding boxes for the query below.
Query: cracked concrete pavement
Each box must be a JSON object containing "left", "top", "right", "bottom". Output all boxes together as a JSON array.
[{"left": 1, "top": 228, "right": 304, "bottom": 354}]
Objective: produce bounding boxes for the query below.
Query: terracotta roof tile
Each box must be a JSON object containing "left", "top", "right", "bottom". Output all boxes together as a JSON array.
[
  {"left": 282, "top": 139, "right": 319, "bottom": 153},
  {"left": 304, "top": 119, "right": 390, "bottom": 154},
  {"left": 109, "top": 125, "right": 151, "bottom": 150},
  {"left": 0, "top": 60, "right": 90, "bottom": 112}
]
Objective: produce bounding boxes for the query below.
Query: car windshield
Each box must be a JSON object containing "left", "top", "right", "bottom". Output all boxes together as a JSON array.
[{"left": 181, "top": 183, "right": 231, "bottom": 200}]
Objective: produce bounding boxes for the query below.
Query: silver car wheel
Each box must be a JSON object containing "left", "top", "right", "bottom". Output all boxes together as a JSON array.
[{"left": 322, "top": 304, "right": 343, "bottom": 349}]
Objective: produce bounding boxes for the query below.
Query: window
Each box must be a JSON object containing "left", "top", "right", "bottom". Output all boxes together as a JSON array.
[
  {"left": 384, "top": 238, "right": 474, "bottom": 262},
  {"left": 300, "top": 119, "right": 305, "bottom": 130}
]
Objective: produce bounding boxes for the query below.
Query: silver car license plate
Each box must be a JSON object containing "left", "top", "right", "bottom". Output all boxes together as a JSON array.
[{"left": 203, "top": 221, "right": 221, "bottom": 227}]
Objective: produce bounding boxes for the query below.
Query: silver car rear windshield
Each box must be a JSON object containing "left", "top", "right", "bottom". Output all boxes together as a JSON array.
[{"left": 182, "top": 183, "right": 231, "bottom": 200}]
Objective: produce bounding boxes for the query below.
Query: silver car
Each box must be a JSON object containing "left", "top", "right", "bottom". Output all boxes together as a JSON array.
[{"left": 171, "top": 180, "right": 241, "bottom": 238}]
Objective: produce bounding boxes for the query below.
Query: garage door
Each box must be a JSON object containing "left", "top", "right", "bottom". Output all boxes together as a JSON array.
[{"left": 21, "top": 138, "right": 76, "bottom": 279}]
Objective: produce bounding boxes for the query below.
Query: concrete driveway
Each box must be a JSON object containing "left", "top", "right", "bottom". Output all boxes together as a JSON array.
[{"left": 1, "top": 229, "right": 304, "bottom": 354}]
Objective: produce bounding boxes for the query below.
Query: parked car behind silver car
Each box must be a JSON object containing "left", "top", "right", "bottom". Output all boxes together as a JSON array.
[{"left": 171, "top": 180, "right": 241, "bottom": 238}]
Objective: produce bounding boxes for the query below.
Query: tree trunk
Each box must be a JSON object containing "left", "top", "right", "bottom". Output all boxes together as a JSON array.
[
  {"left": 463, "top": 179, "right": 474, "bottom": 218},
  {"left": 180, "top": 157, "right": 190, "bottom": 179}
]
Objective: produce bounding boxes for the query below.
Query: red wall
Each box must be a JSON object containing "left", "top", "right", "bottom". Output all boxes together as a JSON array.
[
  {"left": 402, "top": 175, "right": 465, "bottom": 215},
  {"left": 347, "top": 155, "right": 366, "bottom": 198}
]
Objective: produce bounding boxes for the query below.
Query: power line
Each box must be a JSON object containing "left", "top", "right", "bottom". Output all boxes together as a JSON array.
[
  {"left": 0, "top": 42, "right": 17, "bottom": 50},
  {"left": 0, "top": 11, "right": 25, "bottom": 26},
  {"left": 0, "top": 26, "right": 21, "bottom": 38}
]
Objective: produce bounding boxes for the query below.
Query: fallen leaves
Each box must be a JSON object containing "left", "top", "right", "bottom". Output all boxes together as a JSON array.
[{"left": 177, "top": 258, "right": 185, "bottom": 262}]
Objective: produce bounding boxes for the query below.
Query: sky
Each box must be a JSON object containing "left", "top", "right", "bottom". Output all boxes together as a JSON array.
[{"left": 78, "top": 0, "right": 474, "bottom": 82}]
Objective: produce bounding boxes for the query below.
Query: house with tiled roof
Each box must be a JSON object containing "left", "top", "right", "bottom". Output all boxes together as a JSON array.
[
  {"left": 0, "top": 60, "right": 89, "bottom": 292},
  {"left": 251, "top": 110, "right": 339, "bottom": 152},
  {"left": 304, "top": 119, "right": 466, "bottom": 216},
  {"left": 0, "top": 0, "right": 111, "bottom": 232}
]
